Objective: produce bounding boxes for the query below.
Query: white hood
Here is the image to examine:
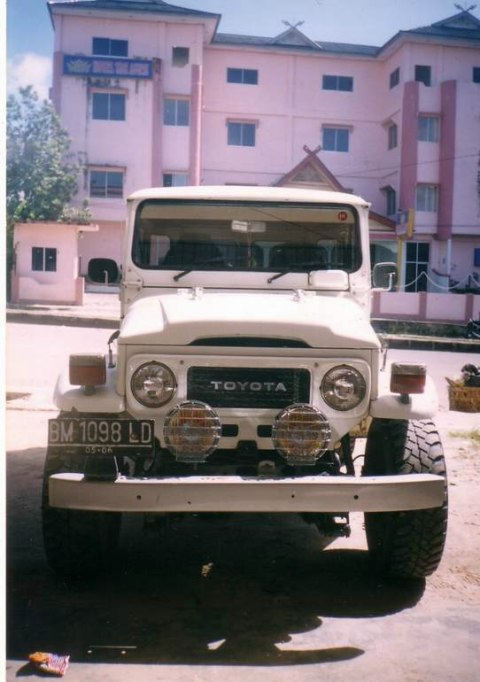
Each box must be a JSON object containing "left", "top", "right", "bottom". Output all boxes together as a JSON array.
[{"left": 119, "top": 290, "right": 379, "bottom": 349}]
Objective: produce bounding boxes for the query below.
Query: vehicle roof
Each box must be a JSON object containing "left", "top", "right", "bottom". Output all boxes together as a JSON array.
[{"left": 127, "top": 185, "right": 369, "bottom": 207}]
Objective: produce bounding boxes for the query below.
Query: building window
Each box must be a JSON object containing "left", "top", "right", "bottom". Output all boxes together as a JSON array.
[
  {"left": 163, "top": 173, "right": 189, "bottom": 187},
  {"left": 32, "top": 247, "right": 57, "bottom": 272},
  {"left": 164, "top": 99, "right": 190, "bottom": 126},
  {"left": 415, "top": 184, "right": 438, "bottom": 212},
  {"left": 322, "top": 127, "right": 349, "bottom": 152},
  {"left": 227, "top": 68, "right": 258, "bottom": 85},
  {"left": 322, "top": 75, "right": 353, "bottom": 91},
  {"left": 227, "top": 121, "right": 256, "bottom": 147},
  {"left": 473, "top": 67, "right": 480, "bottom": 83},
  {"left": 92, "top": 37, "right": 128, "bottom": 57},
  {"left": 92, "top": 92, "right": 126, "bottom": 121},
  {"left": 388, "top": 123, "right": 398, "bottom": 150},
  {"left": 172, "top": 46, "right": 189, "bottom": 67},
  {"left": 389, "top": 67, "right": 400, "bottom": 89},
  {"left": 382, "top": 186, "right": 397, "bottom": 216},
  {"left": 418, "top": 116, "right": 439, "bottom": 142},
  {"left": 89, "top": 170, "right": 124, "bottom": 198},
  {"left": 405, "top": 242, "right": 430, "bottom": 293},
  {"left": 415, "top": 65, "right": 431, "bottom": 86}
]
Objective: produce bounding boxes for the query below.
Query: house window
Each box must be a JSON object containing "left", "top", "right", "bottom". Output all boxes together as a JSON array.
[
  {"left": 389, "top": 67, "right": 400, "bottom": 89},
  {"left": 227, "top": 68, "right": 258, "bottom": 84},
  {"left": 322, "top": 127, "right": 349, "bottom": 152},
  {"left": 172, "top": 46, "right": 189, "bottom": 67},
  {"left": 92, "top": 92, "right": 126, "bottom": 121},
  {"left": 388, "top": 123, "right": 398, "bottom": 150},
  {"left": 418, "top": 116, "right": 439, "bottom": 142},
  {"left": 405, "top": 242, "right": 430, "bottom": 292},
  {"left": 415, "top": 184, "right": 438, "bottom": 212},
  {"left": 89, "top": 170, "right": 124, "bottom": 198},
  {"left": 382, "top": 186, "right": 397, "bottom": 216},
  {"left": 32, "top": 247, "right": 57, "bottom": 272},
  {"left": 164, "top": 99, "right": 190, "bottom": 126},
  {"left": 473, "top": 67, "right": 480, "bottom": 83},
  {"left": 163, "top": 173, "right": 189, "bottom": 187},
  {"left": 92, "top": 37, "right": 128, "bottom": 57},
  {"left": 227, "top": 121, "right": 256, "bottom": 147},
  {"left": 322, "top": 75, "right": 353, "bottom": 91},
  {"left": 415, "top": 65, "right": 431, "bottom": 86}
]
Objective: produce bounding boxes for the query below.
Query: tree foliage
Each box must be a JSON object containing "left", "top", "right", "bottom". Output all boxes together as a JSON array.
[{"left": 7, "top": 86, "right": 80, "bottom": 226}]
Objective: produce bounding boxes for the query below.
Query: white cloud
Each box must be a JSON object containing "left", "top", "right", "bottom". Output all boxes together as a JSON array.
[{"left": 7, "top": 53, "right": 52, "bottom": 101}]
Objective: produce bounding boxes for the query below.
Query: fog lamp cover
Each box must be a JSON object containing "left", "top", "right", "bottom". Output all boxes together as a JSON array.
[
  {"left": 164, "top": 401, "right": 221, "bottom": 463},
  {"left": 272, "top": 404, "right": 331, "bottom": 466}
]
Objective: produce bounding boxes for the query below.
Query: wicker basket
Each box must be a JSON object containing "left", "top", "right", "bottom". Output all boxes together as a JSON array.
[{"left": 447, "top": 382, "right": 480, "bottom": 413}]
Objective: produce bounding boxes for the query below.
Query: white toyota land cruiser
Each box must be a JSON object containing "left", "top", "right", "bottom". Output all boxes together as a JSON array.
[{"left": 44, "top": 186, "right": 447, "bottom": 580}]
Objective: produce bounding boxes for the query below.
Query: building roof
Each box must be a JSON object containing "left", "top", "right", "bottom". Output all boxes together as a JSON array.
[
  {"left": 214, "top": 31, "right": 379, "bottom": 56},
  {"left": 380, "top": 9, "right": 480, "bottom": 54},
  {"left": 215, "top": 9, "right": 479, "bottom": 56},
  {"left": 47, "top": 0, "right": 220, "bottom": 21}
]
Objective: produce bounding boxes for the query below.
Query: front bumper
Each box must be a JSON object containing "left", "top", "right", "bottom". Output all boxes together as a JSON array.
[{"left": 48, "top": 473, "right": 444, "bottom": 513}]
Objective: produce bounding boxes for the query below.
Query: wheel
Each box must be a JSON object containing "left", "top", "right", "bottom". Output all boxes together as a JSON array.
[
  {"left": 363, "top": 419, "right": 448, "bottom": 580},
  {"left": 42, "top": 448, "right": 121, "bottom": 578}
]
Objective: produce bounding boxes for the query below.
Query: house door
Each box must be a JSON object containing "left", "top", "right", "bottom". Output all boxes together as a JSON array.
[{"left": 405, "top": 242, "right": 430, "bottom": 292}]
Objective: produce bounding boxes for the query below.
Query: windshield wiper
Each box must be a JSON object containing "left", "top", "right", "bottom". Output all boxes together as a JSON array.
[
  {"left": 267, "top": 271, "right": 289, "bottom": 283},
  {"left": 173, "top": 256, "right": 230, "bottom": 282},
  {"left": 267, "top": 261, "right": 327, "bottom": 284}
]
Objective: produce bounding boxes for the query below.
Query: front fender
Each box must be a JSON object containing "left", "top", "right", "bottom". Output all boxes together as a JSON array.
[
  {"left": 370, "top": 373, "right": 438, "bottom": 420},
  {"left": 54, "top": 365, "right": 125, "bottom": 413}
]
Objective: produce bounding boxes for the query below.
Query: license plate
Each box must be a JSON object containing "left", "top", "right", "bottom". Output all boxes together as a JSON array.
[{"left": 48, "top": 418, "right": 155, "bottom": 455}]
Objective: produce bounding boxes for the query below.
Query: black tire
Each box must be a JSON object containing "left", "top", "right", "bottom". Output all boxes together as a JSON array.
[
  {"left": 42, "top": 448, "right": 121, "bottom": 578},
  {"left": 363, "top": 419, "right": 448, "bottom": 580}
]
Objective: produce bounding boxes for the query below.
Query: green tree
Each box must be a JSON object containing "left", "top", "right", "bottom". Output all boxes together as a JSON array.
[{"left": 7, "top": 86, "right": 79, "bottom": 226}]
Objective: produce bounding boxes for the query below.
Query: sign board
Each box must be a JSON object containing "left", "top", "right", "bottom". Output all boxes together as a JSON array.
[{"left": 63, "top": 55, "right": 153, "bottom": 79}]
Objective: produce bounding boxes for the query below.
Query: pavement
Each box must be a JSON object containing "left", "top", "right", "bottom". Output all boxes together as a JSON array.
[{"left": 5, "top": 291, "right": 480, "bottom": 351}]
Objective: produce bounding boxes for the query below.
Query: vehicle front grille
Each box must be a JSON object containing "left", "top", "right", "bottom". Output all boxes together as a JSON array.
[{"left": 187, "top": 367, "right": 310, "bottom": 409}]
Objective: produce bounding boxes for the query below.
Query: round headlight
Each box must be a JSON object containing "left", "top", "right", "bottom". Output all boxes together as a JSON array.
[
  {"left": 272, "top": 404, "right": 331, "bottom": 465},
  {"left": 321, "top": 365, "right": 366, "bottom": 411},
  {"left": 131, "top": 362, "right": 177, "bottom": 407},
  {"left": 164, "top": 401, "right": 221, "bottom": 463}
]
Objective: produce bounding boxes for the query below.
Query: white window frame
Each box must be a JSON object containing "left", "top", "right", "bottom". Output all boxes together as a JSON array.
[
  {"left": 163, "top": 173, "right": 189, "bottom": 187},
  {"left": 322, "top": 126, "right": 350, "bottom": 152},
  {"left": 415, "top": 184, "right": 438, "bottom": 212},
  {"left": 164, "top": 98, "right": 190, "bottom": 127},
  {"left": 388, "top": 123, "right": 398, "bottom": 150},
  {"left": 227, "top": 120, "right": 257, "bottom": 147},
  {"left": 89, "top": 167, "right": 125, "bottom": 199},
  {"left": 418, "top": 115, "right": 439, "bottom": 142}
]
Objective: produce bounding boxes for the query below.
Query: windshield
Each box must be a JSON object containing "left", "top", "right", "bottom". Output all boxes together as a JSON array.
[{"left": 132, "top": 200, "right": 361, "bottom": 275}]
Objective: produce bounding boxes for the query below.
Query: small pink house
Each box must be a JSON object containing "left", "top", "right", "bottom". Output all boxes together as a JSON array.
[{"left": 11, "top": 222, "right": 98, "bottom": 305}]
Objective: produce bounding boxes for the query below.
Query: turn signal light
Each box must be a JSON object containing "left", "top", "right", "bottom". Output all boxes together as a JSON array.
[
  {"left": 390, "top": 363, "right": 426, "bottom": 395},
  {"left": 69, "top": 354, "right": 107, "bottom": 391}
]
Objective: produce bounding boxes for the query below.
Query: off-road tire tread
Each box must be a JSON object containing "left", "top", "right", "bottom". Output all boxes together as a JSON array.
[{"left": 364, "top": 419, "right": 448, "bottom": 579}]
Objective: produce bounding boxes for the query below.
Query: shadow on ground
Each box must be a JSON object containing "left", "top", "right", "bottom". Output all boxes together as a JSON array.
[{"left": 7, "top": 447, "right": 425, "bottom": 668}]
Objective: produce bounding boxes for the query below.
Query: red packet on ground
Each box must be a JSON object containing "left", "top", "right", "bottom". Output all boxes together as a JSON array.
[{"left": 29, "top": 652, "right": 70, "bottom": 676}]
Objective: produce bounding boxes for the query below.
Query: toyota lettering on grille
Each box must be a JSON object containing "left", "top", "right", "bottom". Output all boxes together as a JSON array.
[
  {"left": 210, "top": 381, "right": 287, "bottom": 393},
  {"left": 187, "top": 367, "right": 310, "bottom": 409}
]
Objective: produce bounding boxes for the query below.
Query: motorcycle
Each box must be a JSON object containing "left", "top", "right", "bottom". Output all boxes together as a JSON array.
[{"left": 465, "top": 318, "right": 480, "bottom": 339}]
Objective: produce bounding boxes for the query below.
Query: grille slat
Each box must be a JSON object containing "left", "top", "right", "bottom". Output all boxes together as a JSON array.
[{"left": 187, "top": 367, "right": 310, "bottom": 408}]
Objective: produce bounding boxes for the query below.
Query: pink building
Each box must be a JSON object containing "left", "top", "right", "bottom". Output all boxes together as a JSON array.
[{"left": 46, "top": 0, "right": 480, "bottom": 297}]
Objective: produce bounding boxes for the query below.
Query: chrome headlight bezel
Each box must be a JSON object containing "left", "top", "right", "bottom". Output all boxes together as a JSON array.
[
  {"left": 130, "top": 361, "right": 177, "bottom": 408},
  {"left": 321, "top": 364, "right": 367, "bottom": 411}
]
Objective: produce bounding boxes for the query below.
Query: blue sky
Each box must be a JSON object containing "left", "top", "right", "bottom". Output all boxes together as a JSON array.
[{"left": 6, "top": 0, "right": 476, "bottom": 98}]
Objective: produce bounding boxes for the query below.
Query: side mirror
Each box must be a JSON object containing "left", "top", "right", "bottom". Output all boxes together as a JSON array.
[{"left": 372, "top": 262, "right": 398, "bottom": 290}]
